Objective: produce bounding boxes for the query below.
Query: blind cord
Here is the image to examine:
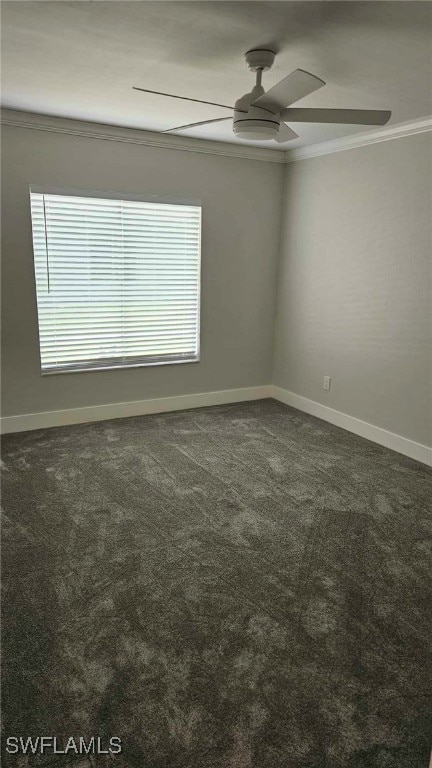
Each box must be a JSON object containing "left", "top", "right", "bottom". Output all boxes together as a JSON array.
[{"left": 42, "top": 195, "right": 51, "bottom": 294}]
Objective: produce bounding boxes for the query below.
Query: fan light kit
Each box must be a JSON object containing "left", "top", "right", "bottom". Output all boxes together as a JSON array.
[{"left": 133, "top": 49, "right": 391, "bottom": 144}]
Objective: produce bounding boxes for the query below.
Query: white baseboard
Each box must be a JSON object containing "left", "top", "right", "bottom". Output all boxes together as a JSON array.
[
  {"left": 3, "top": 384, "right": 430, "bottom": 467},
  {"left": 0, "top": 385, "right": 272, "bottom": 435},
  {"left": 271, "top": 386, "right": 432, "bottom": 467}
]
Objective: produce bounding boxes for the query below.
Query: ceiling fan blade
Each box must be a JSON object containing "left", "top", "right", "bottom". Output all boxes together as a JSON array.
[
  {"left": 133, "top": 87, "right": 237, "bottom": 112},
  {"left": 252, "top": 69, "right": 326, "bottom": 113},
  {"left": 281, "top": 108, "right": 391, "bottom": 125},
  {"left": 274, "top": 123, "right": 298, "bottom": 143},
  {"left": 163, "top": 117, "right": 231, "bottom": 133}
]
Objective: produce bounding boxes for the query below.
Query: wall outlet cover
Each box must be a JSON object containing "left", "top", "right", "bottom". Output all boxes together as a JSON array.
[{"left": 323, "top": 376, "right": 331, "bottom": 391}]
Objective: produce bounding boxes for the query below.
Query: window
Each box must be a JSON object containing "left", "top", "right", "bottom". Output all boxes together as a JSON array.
[{"left": 29, "top": 188, "right": 201, "bottom": 374}]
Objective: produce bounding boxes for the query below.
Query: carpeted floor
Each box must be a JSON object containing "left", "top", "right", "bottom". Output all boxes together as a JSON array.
[{"left": 1, "top": 398, "right": 431, "bottom": 768}]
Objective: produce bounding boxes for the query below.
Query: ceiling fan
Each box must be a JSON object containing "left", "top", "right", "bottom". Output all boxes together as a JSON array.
[{"left": 133, "top": 49, "right": 391, "bottom": 143}]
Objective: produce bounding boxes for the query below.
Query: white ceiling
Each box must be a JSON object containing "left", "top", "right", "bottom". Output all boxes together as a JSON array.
[{"left": 1, "top": 1, "right": 431, "bottom": 150}]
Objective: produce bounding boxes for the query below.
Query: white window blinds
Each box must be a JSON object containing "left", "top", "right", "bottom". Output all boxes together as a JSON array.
[{"left": 30, "top": 190, "right": 201, "bottom": 373}]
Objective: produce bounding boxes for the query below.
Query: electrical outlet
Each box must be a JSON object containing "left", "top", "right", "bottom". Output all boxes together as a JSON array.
[{"left": 323, "top": 376, "right": 331, "bottom": 391}]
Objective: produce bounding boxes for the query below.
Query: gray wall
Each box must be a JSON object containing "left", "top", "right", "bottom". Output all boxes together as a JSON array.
[
  {"left": 1, "top": 124, "right": 283, "bottom": 416},
  {"left": 273, "top": 132, "right": 432, "bottom": 447},
  {"left": 2, "top": 122, "right": 431, "bottom": 448}
]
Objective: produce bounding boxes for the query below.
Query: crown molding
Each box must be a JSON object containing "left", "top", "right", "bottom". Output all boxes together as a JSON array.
[
  {"left": 284, "top": 115, "right": 432, "bottom": 162},
  {"left": 0, "top": 108, "right": 285, "bottom": 164},
  {"left": 2, "top": 109, "right": 431, "bottom": 165}
]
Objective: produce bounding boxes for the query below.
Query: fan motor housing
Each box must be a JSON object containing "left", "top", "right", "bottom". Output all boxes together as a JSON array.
[
  {"left": 233, "top": 83, "right": 280, "bottom": 141},
  {"left": 233, "top": 105, "right": 280, "bottom": 141}
]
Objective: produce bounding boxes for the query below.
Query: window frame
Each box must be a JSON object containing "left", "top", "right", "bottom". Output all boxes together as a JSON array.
[{"left": 29, "top": 186, "right": 202, "bottom": 376}]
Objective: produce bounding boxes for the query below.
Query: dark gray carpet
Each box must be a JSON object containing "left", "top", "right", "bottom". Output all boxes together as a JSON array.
[{"left": 1, "top": 398, "right": 431, "bottom": 768}]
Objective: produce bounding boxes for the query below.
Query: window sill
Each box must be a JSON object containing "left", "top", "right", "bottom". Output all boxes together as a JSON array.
[{"left": 40, "top": 356, "right": 200, "bottom": 376}]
